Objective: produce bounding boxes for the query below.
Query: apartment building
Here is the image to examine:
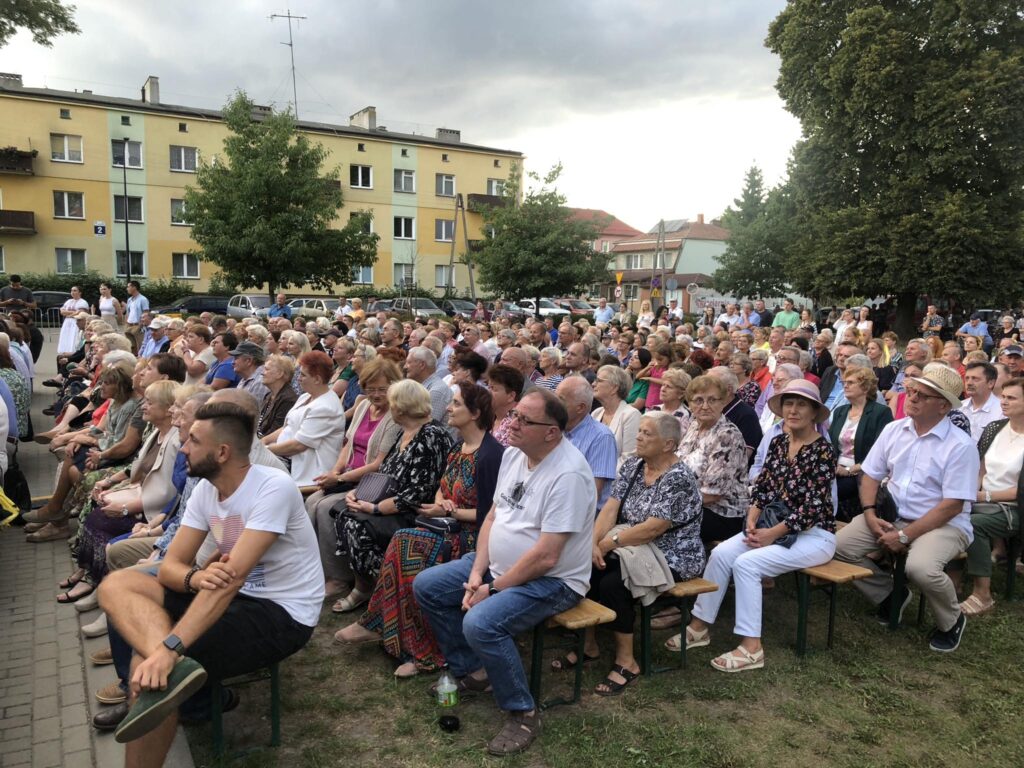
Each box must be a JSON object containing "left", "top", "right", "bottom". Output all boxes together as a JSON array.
[{"left": 0, "top": 73, "right": 522, "bottom": 293}]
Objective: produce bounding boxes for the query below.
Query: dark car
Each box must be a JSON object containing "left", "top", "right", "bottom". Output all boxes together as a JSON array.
[
  {"left": 365, "top": 299, "right": 399, "bottom": 318},
  {"left": 485, "top": 300, "right": 528, "bottom": 324},
  {"left": 31, "top": 290, "right": 72, "bottom": 312},
  {"left": 442, "top": 299, "right": 477, "bottom": 319},
  {"left": 153, "top": 294, "right": 231, "bottom": 318}
]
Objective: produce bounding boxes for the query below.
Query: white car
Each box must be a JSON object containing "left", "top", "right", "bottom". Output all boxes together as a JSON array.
[{"left": 518, "top": 298, "right": 564, "bottom": 319}]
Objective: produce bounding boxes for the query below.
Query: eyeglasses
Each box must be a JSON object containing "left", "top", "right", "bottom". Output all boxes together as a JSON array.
[
  {"left": 905, "top": 386, "right": 945, "bottom": 402},
  {"left": 508, "top": 409, "right": 556, "bottom": 428},
  {"left": 364, "top": 386, "right": 388, "bottom": 394},
  {"left": 690, "top": 396, "right": 723, "bottom": 408}
]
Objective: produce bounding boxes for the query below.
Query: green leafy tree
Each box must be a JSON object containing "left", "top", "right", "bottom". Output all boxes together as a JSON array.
[
  {"left": 473, "top": 163, "right": 608, "bottom": 316},
  {"left": 713, "top": 166, "right": 793, "bottom": 298},
  {"left": 0, "top": 0, "right": 79, "bottom": 47},
  {"left": 767, "top": 1, "right": 1024, "bottom": 334},
  {"left": 183, "top": 93, "right": 378, "bottom": 300}
]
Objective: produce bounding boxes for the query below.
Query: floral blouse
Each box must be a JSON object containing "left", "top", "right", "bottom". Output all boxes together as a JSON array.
[
  {"left": 491, "top": 414, "right": 515, "bottom": 446},
  {"left": 381, "top": 422, "right": 455, "bottom": 516},
  {"left": 677, "top": 416, "right": 749, "bottom": 518},
  {"left": 752, "top": 433, "right": 837, "bottom": 534},
  {"left": 737, "top": 380, "right": 761, "bottom": 408},
  {"left": 612, "top": 456, "right": 705, "bottom": 579}
]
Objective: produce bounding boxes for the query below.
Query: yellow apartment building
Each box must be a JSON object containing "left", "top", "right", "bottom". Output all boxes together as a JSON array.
[{"left": 0, "top": 73, "right": 522, "bottom": 294}]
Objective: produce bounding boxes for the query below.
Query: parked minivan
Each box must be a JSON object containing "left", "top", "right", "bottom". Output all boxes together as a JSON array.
[
  {"left": 391, "top": 297, "right": 447, "bottom": 319},
  {"left": 227, "top": 293, "right": 272, "bottom": 319}
]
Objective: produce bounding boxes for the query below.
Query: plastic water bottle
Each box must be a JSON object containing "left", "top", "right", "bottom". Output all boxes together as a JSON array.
[{"left": 436, "top": 664, "right": 458, "bottom": 708}]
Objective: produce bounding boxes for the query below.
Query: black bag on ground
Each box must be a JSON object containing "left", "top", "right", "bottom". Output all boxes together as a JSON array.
[{"left": 4, "top": 455, "right": 32, "bottom": 521}]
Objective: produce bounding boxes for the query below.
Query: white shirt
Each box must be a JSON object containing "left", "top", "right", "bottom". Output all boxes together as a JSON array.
[
  {"left": 982, "top": 424, "right": 1024, "bottom": 494},
  {"left": 277, "top": 391, "right": 346, "bottom": 485},
  {"left": 487, "top": 439, "right": 596, "bottom": 596},
  {"left": 182, "top": 465, "right": 325, "bottom": 626},
  {"left": 716, "top": 312, "right": 740, "bottom": 328},
  {"left": 961, "top": 392, "right": 1002, "bottom": 443},
  {"left": 861, "top": 417, "right": 978, "bottom": 542}
]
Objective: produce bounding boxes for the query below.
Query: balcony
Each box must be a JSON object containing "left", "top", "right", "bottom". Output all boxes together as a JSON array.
[
  {"left": 0, "top": 210, "right": 36, "bottom": 234},
  {"left": 0, "top": 148, "right": 36, "bottom": 176},
  {"left": 466, "top": 193, "right": 507, "bottom": 213}
]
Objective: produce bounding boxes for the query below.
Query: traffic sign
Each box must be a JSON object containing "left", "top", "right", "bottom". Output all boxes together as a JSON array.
[
  {"left": 615, "top": 271, "right": 623, "bottom": 285},
  {"left": 651, "top": 277, "right": 661, "bottom": 288},
  {"left": 94, "top": 222, "right": 106, "bottom": 237},
  {"left": 614, "top": 286, "right": 623, "bottom": 298},
  {"left": 651, "top": 288, "right": 661, "bottom": 298},
  {"left": 666, "top": 278, "right": 678, "bottom": 291}
]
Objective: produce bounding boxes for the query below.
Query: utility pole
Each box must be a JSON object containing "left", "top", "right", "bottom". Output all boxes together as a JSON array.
[
  {"left": 270, "top": 9, "right": 306, "bottom": 119},
  {"left": 121, "top": 137, "right": 131, "bottom": 285}
]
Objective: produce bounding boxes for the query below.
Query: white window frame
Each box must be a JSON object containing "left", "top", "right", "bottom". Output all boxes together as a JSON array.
[
  {"left": 654, "top": 251, "right": 667, "bottom": 269},
  {"left": 53, "top": 190, "right": 85, "bottom": 220},
  {"left": 625, "top": 253, "right": 642, "bottom": 270},
  {"left": 351, "top": 265, "right": 373, "bottom": 285},
  {"left": 350, "top": 164, "right": 373, "bottom": 189},
  {"left": 394, "top": 263, "right": 415, "bottom": 287},
  {"left": 111, "top": 140, "right": 143, "bottom": 169},
  {"left": 487, "top": 178, "right": 505, "bottom": 196},
  {"left": 172, "top": 252, "right": 200, "bottom": 279},
  {"left": 434, "top": 264, "right": 452, "bottom": 288},
  {"left": 50, "top": 133, "right": 83, "bottom": 163},
  {"left": 393, "top": 169, "right": 416, "bottom": 193},
  {"left": 624, "top": 284, "right": 640, "bottom": 301},
  {"left": 394, "top": 216, "right": 415, "bottom": 240},
  {"left": 349, "top": 210, "right": 373, "bottom": 234},
  {"left": 113, "top": 195, "right": 144, "bottom": 224},
  {"left": 434, "top": 218, "right": 454, "bottom": 242},
  {"left": 170, "top": 199, "right": 189, "bottom": 226},
  {"left": 55, "top": 247, "right": 87, "bottom": 274},
  {"left": 435, "top": 173, "right": 455, "bottom": 197},
  {"left": 169, "top": 145, "right": 198, "bottom": 173},
  {"left": 115, "top": 250, "right": 147, "bottom": 278}
]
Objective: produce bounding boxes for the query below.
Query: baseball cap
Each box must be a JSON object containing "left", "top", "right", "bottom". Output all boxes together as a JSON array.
[{"left": 228, "top": 340, "right": 266, "bottom": 361}]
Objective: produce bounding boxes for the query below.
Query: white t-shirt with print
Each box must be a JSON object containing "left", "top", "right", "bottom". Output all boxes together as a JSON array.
[
  {"left": 181, "top": 464, "right": 325, "bottom": 627},
  {"left": 487, "top": 439, "right": 596, "bottom": 596}
]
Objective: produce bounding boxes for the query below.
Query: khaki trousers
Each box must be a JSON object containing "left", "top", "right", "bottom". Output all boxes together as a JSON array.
[
  {"left": 835, "top": 513, "right": 968, "bottom": 631},
  {"left": 106, "top": 536, "right": 158, "bottom": 571}
]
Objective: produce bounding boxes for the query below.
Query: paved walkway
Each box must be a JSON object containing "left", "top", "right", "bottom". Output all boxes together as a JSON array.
[{"left": 0, "top": 330, "right": 192, "bottom": 768}]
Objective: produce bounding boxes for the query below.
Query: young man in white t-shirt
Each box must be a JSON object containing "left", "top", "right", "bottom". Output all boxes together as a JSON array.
[
  {"left": 99, "top": 400, "right": 324, "bottom": 757},
  {"left": 414, "top": 389, "right": 595, "bottom": 757}
]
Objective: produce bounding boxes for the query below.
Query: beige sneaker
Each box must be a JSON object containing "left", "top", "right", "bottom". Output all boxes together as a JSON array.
[
  {"left": 82, "top": 613, "right": 108, "bottom": 638},
  {"left": 96, "top": 681, "right": 126, "bottom": 704},
  {"left": 90, "top": 647, "right": 113, "bottom": 665}
]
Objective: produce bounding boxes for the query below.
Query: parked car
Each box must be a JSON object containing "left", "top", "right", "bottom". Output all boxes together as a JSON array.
[
  {"left": 153, "top": 294, "right": 230, "bottom": 318},
  {"left": 392, "top": 297, "right": 447, "bottom": 320},
  {"left": 442, "top": 299, "right": 477, "bottom": 319},
  {"left": 553, "top": 298, "right": 596, "bottom": 318},
  {"left": 485, "top": 300, "right": 528, "bottom": 325},
  {"left": 227, "top": 293, "right": 272, "bottom": 319},
  {"left": 31, "top": 290, "right": 72, "bottom": 327},
  {"left": 365, "top": 299, "right": 398, "bottom": 318},
  {"left": 517, "top": 298, "right": 564, "bottom": 319}
]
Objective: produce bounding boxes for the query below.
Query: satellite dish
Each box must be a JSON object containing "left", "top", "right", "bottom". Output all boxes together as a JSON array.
[{"left": 686, "top": 282, "right": 700, "bottom": 296}]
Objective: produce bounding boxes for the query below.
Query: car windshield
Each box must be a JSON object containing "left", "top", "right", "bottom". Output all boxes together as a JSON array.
[
  {"left": 323, "top": 299, "right": 340, "bottom": 310},
  {"left": 538, "top": 300, "right": 557, "bottom": 309},
  {"left": 451, "top": 300, "right": 476, "bottom": 310},
  {"left": 412, "top": 299, "right": 440, "bottom": 309},
  {"left": 249, "top": 296, "right": 272, "bottom": 307}
]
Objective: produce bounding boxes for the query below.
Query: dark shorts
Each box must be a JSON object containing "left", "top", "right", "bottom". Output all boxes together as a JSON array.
[{"left": 162, "top": 589, "right": 314, "bottom": 682}]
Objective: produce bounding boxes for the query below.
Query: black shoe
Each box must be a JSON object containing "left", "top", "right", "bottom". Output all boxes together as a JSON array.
[
  {"left": 42, "top": 406, "right": 56, "bottom": 416},
  {"left": 43, "top": 378, "right": 63, "bottom": 388},
  {"left": 93, "top": 701, "right": 129, "bottom": 731},
  {"left": 876, "top": 586, "right": 913, "bottom": 626},
  {"left": 929, "top": 612, "right": 966, "bottom": 653}
]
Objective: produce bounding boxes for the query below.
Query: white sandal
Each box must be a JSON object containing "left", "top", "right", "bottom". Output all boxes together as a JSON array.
[
  {"left": 664, "top": 626, "right": 710, "bottom": 652},
  {"left": 332, "top": 588, "right": 370, "bottom": 613},
  {"left": 710, "top": 646, "right": 764, "bottom": 673}
]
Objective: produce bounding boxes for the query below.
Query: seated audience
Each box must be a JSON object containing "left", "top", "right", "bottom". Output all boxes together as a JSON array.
[{"left": 592, "top": 364, "right": 640, "bottom": 468}]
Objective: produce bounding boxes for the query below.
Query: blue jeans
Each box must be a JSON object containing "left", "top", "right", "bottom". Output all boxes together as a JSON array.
[{"left": 413, "top": 553, "right": 581, "bottom": 712}]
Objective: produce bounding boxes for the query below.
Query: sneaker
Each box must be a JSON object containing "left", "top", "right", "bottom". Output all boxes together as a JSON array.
[
  {"left": 114, "top": 657, "right": 208, "bottom": 743},
  {"left": 96, "top": 681, "right": 127, "bottom": 704},
  {"left": 90, "top": 647, "right": 113, "bottom": 665},
  {"left": 82, "top": 613, "right": 108, "bottom": 638},
  {"left": 876, "top": 586, "right": 913, "bottom": 626},
  {"left": 929, "top": 612, "right": 967, "bottom": 653}
]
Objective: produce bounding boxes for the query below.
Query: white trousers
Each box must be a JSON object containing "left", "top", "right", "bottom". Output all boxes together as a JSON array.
[{"left": 693, "top": 528, "right": 836, "bottom": 638}]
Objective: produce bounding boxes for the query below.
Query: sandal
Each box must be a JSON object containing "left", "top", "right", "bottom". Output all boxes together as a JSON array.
[
  {"left": 594, "top": 664, "right": 639, "bottom": 697},
  {"left": 427, "top": 673, "right": 492, "bottom": 699},
  {"left": 59, "top": 569, "right": 87, "bottom": 590},
  {"left": 57, "top": 582, "right": 95, "bottom": 604},
  {"left": 486, "top": 710, "right": 541, "bottom": 756},
  {"left": 664, "top": 626, "right": 710, "bottom": 652},
  {"left": 711, "top": 646, "right": 764, "bottom": 673},
  {"left": 331, "top": 588, "right": 370, "bottom": 613},
  {"left": 26, "top": 523, "right": 71, "bottom": 543},
  {"left": 959, "top": 594, "right": 995, "bottom": 617},
  {"left": 550, "top": 651, "right": 600, "bottom": 671},
  {"left": 332, "top": 623, "right": 380, "bottom": 645}
]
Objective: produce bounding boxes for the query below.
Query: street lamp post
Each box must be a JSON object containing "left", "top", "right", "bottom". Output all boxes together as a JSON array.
[{"left": 121, "top": 137, "right": 131, "bottom": 285}]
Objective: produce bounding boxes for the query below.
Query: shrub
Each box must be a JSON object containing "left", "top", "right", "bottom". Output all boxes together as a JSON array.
[{"left": 20, "top": 271, "right": 194, "bottom": 309}]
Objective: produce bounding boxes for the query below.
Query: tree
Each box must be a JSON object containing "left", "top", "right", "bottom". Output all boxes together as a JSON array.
[
  {"left": 713, "top": 166, "right": 793, "bottom": 298},
  {"left": 183, "top": 93, "right": 378, "bottom": 300},
  {"left": 0, "top": 0, "right": 79, "bottom": 48},
  {"left": 767, "top": 1, "right": 1024, "bottom": 334},
  {"left": 472, "top": 163, "right": 609, "bottom": 316}
]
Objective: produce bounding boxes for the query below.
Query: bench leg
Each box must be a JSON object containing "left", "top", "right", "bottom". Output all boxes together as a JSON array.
[
  {"left": 889, "top": 554, "right": 908, "bottom": 630},
  {"left": 529, "top": 624, "right": 544, "bottom": 707},
  {"left": 570, "top": 630, "right": 585, "bottom": 706},
  {"left": 795, "top": 572, "right": 810, "bottom": 657},
  {"left": 826, "top": 582, "right": 838, "bottom": 650},
  {"left": 639, "top": 602, "right": 652, "bottom": 676},
  {"left": 678, "top": 597, "right": 688, "bottom": 671},
  {"left": 1006, "top": 537, "right": 1019, "bottom": 601},
  {"left": 269, "top": 663, "right": 281, "bottom": 748},
  {"left": 211, "top": 680, "right": 224, "bottom": 757}
]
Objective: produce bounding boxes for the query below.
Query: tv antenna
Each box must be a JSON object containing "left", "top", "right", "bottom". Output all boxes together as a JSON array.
[{"left": 270, "top": 8, "right": 306, "bottom": 119}]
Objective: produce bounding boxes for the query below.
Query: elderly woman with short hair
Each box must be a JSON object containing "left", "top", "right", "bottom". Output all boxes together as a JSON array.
[
  {"left": 536, "top": 346, "right": 564, "bottom": 391},
  {"left": 648, "top": 367, "right": 691, "bottom": 434},
  {"left": 993, "top": 316, "right": 1020, "bottom": 348},
  {"left": 593, "top": 364, "right": 640, "bottom": 468},
  {"left": 729, "top": 353, "right": 760, "bottom": 406},
  {"left": 749, "top": 348, "right": 771, "bottom": 392},
  {"left": 257, "top": 353, "right": 297, "bottom": 437}
]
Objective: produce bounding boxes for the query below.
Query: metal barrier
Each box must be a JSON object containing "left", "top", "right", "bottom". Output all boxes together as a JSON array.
[{"left": 35, "top": 307, "right": 62, "bottom": 329}]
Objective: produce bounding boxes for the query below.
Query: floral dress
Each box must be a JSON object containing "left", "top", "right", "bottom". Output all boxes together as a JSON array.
[
  {"left": 737, "top": 380, "right": 761, "bottom": 407},
  {"left": 677, "top": 416, "right": 750, "bottom": 519},
  {"left": 752, "top": 433, "right": 837, "bottom": 533},
  {"left": 491, "top": 413, "right": 515, "bottom": 446}
]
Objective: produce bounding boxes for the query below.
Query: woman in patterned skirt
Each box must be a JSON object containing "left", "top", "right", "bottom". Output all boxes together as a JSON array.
[{"left": 334, "top": 382, "right": 505, "bottom": 677}]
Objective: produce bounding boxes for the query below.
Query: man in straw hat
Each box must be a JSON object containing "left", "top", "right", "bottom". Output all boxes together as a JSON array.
[{"left": 835, "top": 362, "right": 978, "bottom": 652}]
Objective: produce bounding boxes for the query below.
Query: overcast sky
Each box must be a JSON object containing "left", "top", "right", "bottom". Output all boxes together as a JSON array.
[{"left": 1, "top": 0, "right": 801, "bottom": 231}]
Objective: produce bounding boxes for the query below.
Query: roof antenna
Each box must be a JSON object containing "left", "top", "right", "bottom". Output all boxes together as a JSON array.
[{"left": 270, "top": 8, "right": 306, "bottom": 120}]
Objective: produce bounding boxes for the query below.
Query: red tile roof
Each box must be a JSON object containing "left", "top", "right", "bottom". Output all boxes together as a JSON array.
[
  {"left": 568, "top": 208, "right": 644, "bottom": 238},
  {"left": 611, "top": 219, "right": 730, "bottom": 252}
]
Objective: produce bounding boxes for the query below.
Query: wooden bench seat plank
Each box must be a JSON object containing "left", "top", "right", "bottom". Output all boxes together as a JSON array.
[
  {"left": 548, "top": 598, "right": 616, "bottom": 630},
  {"left": 802, "top": 560, "right": 873, "bottom": 584},
  {"left": 667, "top": 578, "right": 719, "bottom": 598}
]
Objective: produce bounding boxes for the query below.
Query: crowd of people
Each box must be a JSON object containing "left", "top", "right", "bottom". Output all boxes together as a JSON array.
[{"left": 15, "top": 279, "right": 1024, "bottom": 762}]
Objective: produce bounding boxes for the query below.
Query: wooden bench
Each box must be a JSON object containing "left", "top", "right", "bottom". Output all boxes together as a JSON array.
[
  {"left": 528, "top": 599, "right": 616, "bottom": 709},
  {"left": 210, "top": 662, "right": 280, "bottom": 757},
  {"left": 639, "top": 578, "right": 719, "bottom": 674},
  {"left": 794, "top": 560, "right": 873, "bottom": 655}
]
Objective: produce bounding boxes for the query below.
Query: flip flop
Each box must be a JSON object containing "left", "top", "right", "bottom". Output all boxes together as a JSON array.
[
  {"left": 57, "top": 583, "right": 95, "bottom": 604},
  {"left": 594, "top": 664, "right": 639, "bottom": 697},
  {"left": 59, "top": 569, "right": 86, "bottom": 589}
]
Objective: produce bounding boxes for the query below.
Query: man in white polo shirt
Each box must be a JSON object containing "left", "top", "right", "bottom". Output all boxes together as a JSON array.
[{"left": 961, "top": 361, "right": 1001, "bottom": 442}]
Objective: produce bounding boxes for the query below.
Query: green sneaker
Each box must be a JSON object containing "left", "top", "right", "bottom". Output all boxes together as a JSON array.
[{"left": 114, "top": 657, "right": 208, "bottom": 743}]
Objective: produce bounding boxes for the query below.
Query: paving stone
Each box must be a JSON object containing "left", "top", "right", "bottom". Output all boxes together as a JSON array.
[
  {"left": 1, "top": 749, "right": 30, "bottom": 767},
  {"left": 61, "top": 752, "right": 93, "bottom": 768},
  {"left": 30, "top": 716, "right": 60, "bottom": 743},
  {"left": 60, "top": 682, "right": 86, "bottom": 706},
  {"left": 61, "top": 703, "right": 89, "bottom": 729},
  {"left": 4, "top": 703, "right": 31, "bottom": 718},
  {"left": 31, "top": 695, "right": 58, "bottom": 719},
  {"left": 29, "top": 740, "right": 61, "bottom": 768},
  {"left": 34, "top": 675, "right": 57, "bottom": 699},
  {"left": 3, "top": 725, "right": 31, "bottom": 742},
  {"left": 62, "top": 724, "right": 91, "bottom": 754}
]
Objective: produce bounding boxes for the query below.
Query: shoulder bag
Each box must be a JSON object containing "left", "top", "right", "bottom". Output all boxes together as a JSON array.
[{"left": 756, "top": 500, "right": 797, "bottom": 548}]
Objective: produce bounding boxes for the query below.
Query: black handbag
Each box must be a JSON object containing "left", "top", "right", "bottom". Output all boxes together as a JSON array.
[
  {"left": 756, "top": 500, "right": 797, "bottom": 548},
  {"left": 339, "top": 509, "right": 413, "bottom": 550},
  {"left": 875, "top": 481, "right": 899, "bottom": 524},
  {"left": 414, "top": 516, "right": 461, "bottom": 535},
  {"left": 353, "top": 472, "right": 397, "bottom": 504}
]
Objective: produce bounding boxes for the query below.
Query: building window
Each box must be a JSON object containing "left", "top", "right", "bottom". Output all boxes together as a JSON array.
[
  {"left": 169, "top": 145, "right": 198, "bottom": 172},
  {"left": 493, "top": 159, "right": 501, "bottom": 168},
  {"left": 602, "top": 241, "right": 611, "bottom": 253},
  {"left": 351, "top": 265, "right": 373, "bottom": 284},
  {"left": 624, "top": 254, "right": 642, "bottom": 270},
  {"left": 401, "top": 148, "right": 409, "bottom": 157},
  {"left": 486, "top": 178, "right": 505, "bottom": 196},
  {"left": 115, "top": 250, "right": 146, "bottom": 277},
  {"left": 654, "top": 252, "right": 667, "bottom": 269},
  {"left": 394, "top": 263, "right": 414, "bottom": 287},
  {"left": 349, "top": 210, "right": 373, "bottom": 234},
  {"left": 170, "top": 199, "right": 189, "bottom": 225},
  {"left": 111, "top": 140, "right": 142, "bottom": 168},
  {"left": 393, "top": 216, "right": 415, "bottom": 239},
  {"left": 393, "top": 169, "right": 415, "bottom": 193},
  {"left": 350, "top": 164, "right": 372, "bottom": 188},
  {"left": 178, "top": 122, "right": 188, "bottom": 133},
  {"left": 55, "top": 248, "right": 86, "bottom": 273},
  {"left": 624, "top": 284, "right": 639, "bottom": 301},
  {"left": 441, "top": 153, "right": 449, "bottom": 163},
  {"left": 435, "top": 173, "right": 455, "bottom": 197},
  {"left": 172, "top": 252, "right": 200, "bottom": 279},
  {"left": 50, "top": 133, "right": 83, "bottom": 163},
  {"left": 59, "top": 108, "right": 71, "bottom": 119},
  {"left": 434, "top": 265, "right": 452, "bottom": 288},
  {"left": 357, "top": 143, "right": 365, "bottom": 152},
  {"left": 113, "top": 195, "right": 144, "bottom": 223},
  {"left": 434, "top": 219, "right": 454, "bottom": 242},
  {"left": 121, "top": 115, "right": 131, "bottom": 126},
  {"left": 53, "top": 191, "right": 84, "bottom": 219}
]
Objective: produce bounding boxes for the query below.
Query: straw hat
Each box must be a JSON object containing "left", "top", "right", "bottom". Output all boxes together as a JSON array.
[
  {"left": 767, "top": 379, "right": 830, "bottom": 424},
  {"left": 907, "top": 362, "right": 963, "bottom": 408}
]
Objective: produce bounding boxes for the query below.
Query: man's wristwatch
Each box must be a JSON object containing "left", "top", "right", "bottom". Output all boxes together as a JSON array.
[
  {"left": 488, "top": 584, "right": 500, "bottom": 596},
  {"left": 611, "top": 532, "right": 620, "bottom": 547},
  {"left": 162, "top": 634, "right": 185, "bottom": 656},
  {"left": 897, "top": 530, "right": 910, "bottom": 546},
  {"left": 121, "top": 505, "right": 129, "bottom": 517}
]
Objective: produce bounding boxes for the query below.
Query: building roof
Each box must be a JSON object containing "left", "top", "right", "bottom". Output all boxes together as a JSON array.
[
  {"left": 612, "top": 219, "right": 729, "bottom": 252},
  {"left": 568, "top": 208, "right": 643, "bottom": 239},
  {"left": 608, "top": 270, "right": 712, "bottom": 285},
  {"left": 0, "top": 81, "right": 523, "bottom": 157}
]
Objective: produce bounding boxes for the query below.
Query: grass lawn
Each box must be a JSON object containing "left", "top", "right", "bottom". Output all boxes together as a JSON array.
[{"left": 185, "top": 568, "right": 1024, "bottom": 768}]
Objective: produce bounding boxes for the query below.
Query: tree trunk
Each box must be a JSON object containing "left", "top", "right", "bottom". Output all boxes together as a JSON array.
[{"left": 892, "top": 292, "right": 918, "bottom": 342}]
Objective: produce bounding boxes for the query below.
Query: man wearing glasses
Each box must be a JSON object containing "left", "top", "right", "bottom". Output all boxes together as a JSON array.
[
  {"left": 835, "top": 363, "right": 978, "bottom": 652},
  {"left": 414, "top": 389, "right": 595, "bottom": 756}
]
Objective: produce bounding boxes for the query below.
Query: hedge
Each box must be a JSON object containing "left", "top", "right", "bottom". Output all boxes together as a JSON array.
[{"left": 19, "top": 271, "right": 196, "bottom": 309}]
